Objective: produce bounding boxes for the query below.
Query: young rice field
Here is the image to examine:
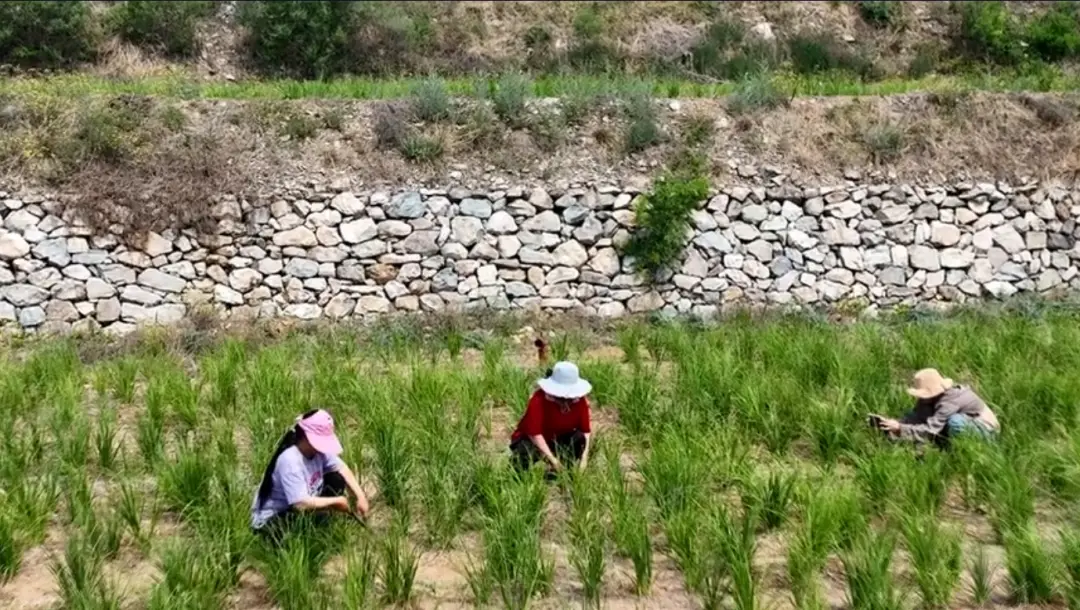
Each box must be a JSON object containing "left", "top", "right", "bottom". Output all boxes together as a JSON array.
[{"left": 3, "top": 310, "right": 1080, "bottom": 610}]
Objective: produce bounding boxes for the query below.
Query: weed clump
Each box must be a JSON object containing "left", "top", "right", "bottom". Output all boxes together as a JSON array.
[
  {"left": 0, "top": 1, "right": 96, "bottom": 69},
  {"left": 238, "top": 1, "right": 359, "bottom": 79},
  {"left": 622, "top": 156, "right": 709, "bottom": 279},
  {"left": 857, "top": 2, "right": 902, "bottom": 28}
]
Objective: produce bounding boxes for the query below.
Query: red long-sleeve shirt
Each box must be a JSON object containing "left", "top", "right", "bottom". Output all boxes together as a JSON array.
[{"left": 511, "top": 389, "right": 591, "bottom": 443}]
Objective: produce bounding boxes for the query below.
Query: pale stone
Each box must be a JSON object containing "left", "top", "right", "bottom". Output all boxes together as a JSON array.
[
  {"left": 330, "top": 192, "right": 364, "bottom": 215},
  {"left": 930, "top": 223, "right": 961, "bottom": 247},
  {"left": 487, "top": 211, "right": 518, "bottom": 234},
  {"left": 142, "top": 232, "right": 173, "bottom": 256},
  {"left": 214, "top": 284, "right": 245, "bottom": 305},
  {"left": 2, "top": 283, "right": 50, "bottom": 306},
  {"left": 273, "top": 226, "right": 318, "bottom": 247},
  {"left": 627, "top": 291, "right": 665, "bottom": 312},
  {"left": 340, "top": 218, "right": 377, "bottom": 244},
  {"left": 86, "top": 278, "right": 116, "bottom": 299},
  {"left": 285, "top": 304, "right": 322, "bottom": 320},
  {"left": 451, "top": 216, "right": 484, "bottom": 247}
]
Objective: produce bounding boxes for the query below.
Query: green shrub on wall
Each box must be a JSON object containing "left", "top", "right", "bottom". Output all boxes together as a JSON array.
[
  {"left": 108, "top": 1, "right": 216, "bottom": 59},
  {"left": 1025, "top": 4, "right": 1080, "bottom": 62},
  {"left": 238, "top": 1, "right": 360, "bottom": 79},
  {"left": 0, "top": 1, "right": 96, "bottom": 69},
  {"left": 622, "top": 157, "right": 710, "bottom": 280}
]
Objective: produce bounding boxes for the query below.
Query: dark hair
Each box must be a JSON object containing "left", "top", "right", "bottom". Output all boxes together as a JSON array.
[{"left": 256, "top": 409, "right": 319, "bottom": 509}]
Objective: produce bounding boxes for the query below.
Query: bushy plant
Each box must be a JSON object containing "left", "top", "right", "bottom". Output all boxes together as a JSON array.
[
  {"left": 622, "top": 159, "right": 709, "bottom": 279},
  {"left": 727, "top": 74, "right": 788, "bottom": 114},
  {"left": 410, "top": 78, "right": 452, "bottom": 123},
  {"left": 622, "top": 89, "right": 662, "bottom": 153},
  {"left": 857, "top": 2, "right": 902, "bottom": 28},
  {"left": 491, "top": 73, "right": 530, "bottom": 127},
  {"left": 0, "top": 1, "right": 96, "bottom": 68},
  {"left": 842, "top": 531, "right": 903, "bottom": 610},
  {"left": 1004, "top": 525, "right": 1057, "bottom": 604},
  {"left": 787, "top": 32, "right": 877, "bottom": 79},
  {"left": 953, "top": 1, "right": 1024, "bottom": 65},
  {"left": 238, "top": 1, "right": 359, "bottom": 79},
  {"left": 901, "top": 514, "right": 962, "bottom": 609},
  {"left": 108, "top": 1, "right": 216, "bottom": 58},
  {"left": 1025, "top": 4, "right": 1080, "bottom": 62}
]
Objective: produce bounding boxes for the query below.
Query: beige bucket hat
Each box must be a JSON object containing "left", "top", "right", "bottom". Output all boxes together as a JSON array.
[{"left": 906, "top": 368, "right": 955, "bottom": 399}]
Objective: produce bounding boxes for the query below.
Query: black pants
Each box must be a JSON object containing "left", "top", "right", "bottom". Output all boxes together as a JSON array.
[
  {"left": 510, "top": 430, "right": 587, "bottom": 472},
  {"left": 256, "top": 471, "right": 347, "bottom": 544}
]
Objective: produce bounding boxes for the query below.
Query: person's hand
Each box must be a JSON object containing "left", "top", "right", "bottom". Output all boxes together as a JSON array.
[
  {"left": 879, "top": 418, "right": 901, "bottom": 434},
  {"left": 548, "top": 458, "right": 563, "bottom": 472},
  {"left": 354, "top": 495, "right": 370, "bottom": 517},
  {"left": 578, "top": 458, "right": 588, "bottom": 471},
  {"left": 332, "top": 496, "right": 351, "bottom": 512}
]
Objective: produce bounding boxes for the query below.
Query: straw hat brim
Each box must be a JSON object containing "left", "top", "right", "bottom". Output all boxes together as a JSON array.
[{"left": 906, "top": 377, "right": 953, "bottom": 399}]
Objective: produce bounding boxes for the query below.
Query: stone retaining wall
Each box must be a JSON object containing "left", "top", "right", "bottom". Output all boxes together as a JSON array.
[{"left": 1, "top": 178, "right": 1079, "bottom": 333}]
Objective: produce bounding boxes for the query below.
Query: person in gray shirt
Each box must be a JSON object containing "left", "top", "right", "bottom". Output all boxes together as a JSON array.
[{"left": 871, "top": 368, "right": 1000, "bottom": 447}]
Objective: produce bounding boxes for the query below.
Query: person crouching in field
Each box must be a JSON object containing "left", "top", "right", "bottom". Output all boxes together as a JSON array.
[
  {"left": 510, "top": 361, "right": 593, "bottom": 474},
  {"left": 250, "top": 409, "right": 369, "bottom": 541},
  {"left": 871, "top": 368, "right": 1000, "bottom": 448}
]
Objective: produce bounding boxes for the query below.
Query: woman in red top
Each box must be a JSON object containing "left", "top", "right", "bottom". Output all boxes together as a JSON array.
[{"left": 510, "top": 361, "right": 593, "bottom": 473}]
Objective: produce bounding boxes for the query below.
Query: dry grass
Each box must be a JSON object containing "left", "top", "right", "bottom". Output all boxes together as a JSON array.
[{"left": 0, "top": 91, "right": 1077, "bottom": 236}]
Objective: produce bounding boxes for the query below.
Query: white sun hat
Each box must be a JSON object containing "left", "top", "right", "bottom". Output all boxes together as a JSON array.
[{"left": 538, "top": 361, "right": 592, "bottom": 400}]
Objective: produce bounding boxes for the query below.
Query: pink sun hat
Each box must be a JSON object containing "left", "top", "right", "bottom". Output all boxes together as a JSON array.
[{"left": 297, "top": 410, "right": 343, "bottom": 456}]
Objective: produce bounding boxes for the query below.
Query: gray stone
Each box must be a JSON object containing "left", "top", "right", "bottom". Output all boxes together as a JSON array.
[
  {"left": 2, "top": 283, "right": 49, "bottom": 306},
  {"left": 821, "top": 219, "right": 860, "bottom": 246},
  {"left": 357, "top": 295, "right": 391, "bottom": 313},
  {"left": 19, "top": 306, "right": 45, "bottom": 327},
  {"left": 694, "top": 231, "right": 733, "bottom": 254},
  {"left": 741, "top": 205, "right": 768, "bottom": 224},
  {"left": 121, "top": 285, "right": 162, "bottom": 305},
  {"left": 519, "top": 248, "right": 553, "bottom": 266},
  {"left": 138, "top": 269, "right": 186, "bottom": 293},
  {"left": 51, "top": 280, "right": 85, "bottom": 301},
  {"left": 86, "top": 278, "right": 116, "bottom": 300},
  {"left": 96, "top": 298, "right": 121, "bottom": 323},
  {"left": 285, "top": 304, "right": 322, "bottom": 320},
  {"left": 909, "top": 246, "right": 941, "bottom": 271},
  {"left": 552, "top": 241, "right": 588, "bottom": 268},
  {"left": 563, "top": 205, "right": 589, "bottom": 225},
  {"left": 487, "top": 211, "right": 518, "bottom": 234},
  {"left": 330, "top": 192, "right": 364, "bottom": 215},
  {"left": 273, "top": 226, "right": 318, "bottom": 247},
  {"left": 386, "top": 192, "right": 426, "bottom": 218},
  {"left": 229, "top": 269, "right": 262, "bottom": 293},
  {"left": 459, "top": 198, "right": 493, "bottom": 219},
  {"left": 324, "top": 294, "right": 356, "bottom": 319},
  {"left": 992, "top": 224, "right": 1025, "bottom": 254},
  {"left": 930, "top": 223, "right": 961, "bottom": 247},
  {"left": 142, "top": 232, "right": 173, "bottom": 256},
  {"left": 745, "top": 240, "right": 773, "bottom": 262},
  {"left": 401, "top": 231, "right": 440, "bottom": 255},
  {"left": 285, "top": 258, "right": 319, "bottom": 278},
  {"left": 352, "top": 240, "right": 387, "bottom": 259},
  {"left": 451, "top": 216, "right": 485, "bottom": 247},
  {"left": 214, "top": 284, "right": 245, "bottom": 305},
  {"left": 940, "top": 248, "right": 975, "bottom": 269},
  {"left": 0, "top": 232, "right": 30, "bottom": 259},
  {"left": 521, "top": 211, "right": 561, "bottom": 233},
  {"left": 431, "top": 268, "right": 459, "bottom": 292},
  {"left": 340, "top": 218, "right": 378, "bottom": 244},
  {"left": 377, "top": 220, "right": 412, "bottom": 237},
  {"left": 627, "top": 291, "right": 665, "bottom": 312}
]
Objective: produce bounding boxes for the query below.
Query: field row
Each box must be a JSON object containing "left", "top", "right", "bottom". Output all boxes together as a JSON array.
[{"left": 2, "top": 312, "right": 1080, "bottom": 608}]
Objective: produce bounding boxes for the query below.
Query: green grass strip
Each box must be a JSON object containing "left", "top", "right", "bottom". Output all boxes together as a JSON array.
[{"left": 3, "top": 70, "right": 1079, "bottom": 101}]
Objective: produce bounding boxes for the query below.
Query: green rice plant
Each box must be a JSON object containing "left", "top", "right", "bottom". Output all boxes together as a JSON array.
[
  {"left": 105, "top": 357, "right": 140, "bottom": 403},
  {"left": 151, "top": 536, "right": 238, "bottom": 609},
  {"left": 114, "top": 481, "right": 159, "bottom": 552},
  {"left": 968, "top": 546, "right": 995, "bottom": 607},
  {"left": 371, "top": 417, "right": 414, "bottom": 515},
  {"left": 158, "top": 442, "right": 219, "bottom": 513},
  {"left": 136, "top": 394, "right": 166, "bottom": 469},
  {"left": 256, "top": 528, "right": 332, "bottom": 610},
  {"left": 609, "top": 490, "right": 652, "bottom": 596},
  {"left": 901, "top": 513, "right": 962, "bottom": 608},
  {"left": 202, "top": 340, "right": 246, "bottom": 415},
  {"left": 63, "top": 470, "right": 95, "bottom": 526},
  {"left": 417, "top": 437, "right": 474, "bottom": 548},
  {"left": 739, "top": 470, "right": 796, "bottom": 531},
  {"left": 569, "top": 473, "right": 607, "bottom": 608},
  {"left": 79, "top": 505, "right": 125, "bottom": 561},
  {"left": 616, "top": 325, "right": 644, "bottom": 367},
  {"left": 716, "top": 505, "right": 760, "bottom": 610},
  {"left": 477, "top": 467, "right": 553, "bottom": 610},
  {"left": 52, "top": 534, "right": 124, "bottom": 610},
  {"left": 617, "top": 366, "right": 663, "bottom": 436},
  {"left": 379, "top": 518, "right": 419, "bottom": 606},
  {"left": 94, "top": 404, "right": 120, "bottom": 473},
  {"left": 146, "top": 363, "right": 200, "bottom": 433},
  {"left": 344, "top": 541, "right": 378, "bottom": 610},
  {"left": 899, "top": 448, "right": 950, "bottom": 516},
  {"left": 854, "top": 446, "right": 910, "bottom": 511},
  {"left": 56, "top": 406, "right": 91, "bottom": 470},
  {"left": 663, "top": 508, "right": 710, "bottom": 603},
  {"left": 8, "top": 474, "right": 58, "bottom": 546},
  {"left": 642, "top": 428, "right": 710, "bottom": 519},
  {"left": 787, "top": 526, "right": 827, "bottom": 610},
  {"left": 0, "top": 511, "right": 21, "bottom": 583},
  {"left": 987, "top": 456, "right": 1036, "bottom": 540},
  {"left": 806, "top": 394, "right": 858, "bottom": 465},
  {"left": 1004, "top": 524, "right": 1058, "bottom": 604},
  {"left": 1060, "top": 529, "right": 1080, "bottom": 610},
  {"left": 842, "top": 531, "right": 904, "bottom": 610}
]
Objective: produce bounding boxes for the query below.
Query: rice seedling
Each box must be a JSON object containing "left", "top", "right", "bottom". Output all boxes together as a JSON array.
[
  {"left": 344, "top": 540, "right": 378, "bottom": 609},
  {"left": 0, "top": 511, "right": 21, "bottom": 583},
  {"left": 987, "top": 455, "right": 1036, "bottom": 540},
  {"left": 104, "top": 357, "right": 140, "bottom": 403},
  {"left": 842, "top": 531, "right": 904, "bottom": 610},
  {"left": 739, "top": 470, "right": 797, "bottom": 531},
  {"left": 477, "top": 467, "right": 553, "bottom": 610},
  {"left": 94, "top": 404, "right": 120, "bottom": 472},
  {"left": 256, "top": 529, "right": 332, "bottom": 610},
  {"left": 968, "top": 546, "right": 995, "bottom": 607},
  {"left": 151, "top": 536, "right": 239, "bottom": 609},
  {"left": 901, "top": 513, "right": 962, "bottom": 609},
  {"left": 1060, "top": 528, "right": 1080, "bottom": 610},
  {"left": 716, "top": 505, "right": 760, "bottom": 610},
  {"left": 52, "top": 534, "right": 124, "bottom": 610},
  {"left": 370, "top": 416, "right": 414, "bottom": 515},
  {"left": 664, "top": 508, "right": 706, "bottom": 595},
  {"left": 114, "top": 481, "right": 159, "bottom": 552},
  {"left": 137, "top": 394, "right": 167, "bottom": 469},
  {"left": 157, "top": 442, "right": 219, "bottom": 513},
  {"left": 806, "top": 392, "right": 859, "bottom": 465},
  {"left": 1004, "top": 524, "right": 1058, "bottom": 604},
  {"left": 417, "top": 437, "right": 474, "bottom": 548},
  {"left": 569, "top": 472, "right": 607, "bottom": 608},
  {"left": 8, "top": 474, "right": 59, "bottom": 546},
  {"left": 379, "top": 517, "right": 419, "bottom": 606},
  {"left": 643, "top": 428, "right": 710, "bottom": 519},
  {"left": 610, "top": 490, "right": 652, "bottom": 596}
]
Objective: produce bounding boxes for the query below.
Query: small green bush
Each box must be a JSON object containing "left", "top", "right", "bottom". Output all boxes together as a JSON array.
[
  {"left": 727, "top": 74, "right": 788, "bottom": 114},
  {"left": 492, "top": 73, "right": 530, "bottom": 126},
  {"left": 857, "top": 1, "right": 902, "bottom": 28},
  {"left": 238, "top": 1, "right": 359, "bottom": 79},
  {"left": 410, "top": 79, "right": 452, "bottom": 123},
  {"left": 953, "top": 1, "right": 1024, "bottom": 65},
  {"left": 0, "top": 1, "right": 96, "bottom": 69},
  {"left": 1025, "top": 4, "right": 1080, "bottom": 62},
  {"left": 787, "top": 31, "right": 878, "bottom": 78},
  {"left": 566, "top": 3, "right": 622, "bottom": 72},
  {"left": 690, "top": 19, "right": 745, "bottom": 76},
  {"left": 907, "top": 43, "right": 941, "bottom": 78},
  {"left": 400, "top": 132, "right": 444, "bottom": 163},
  {"left": 108, "top": 1, "right": 216, "bottom": 58},
  {"left": 863, "top": 123, "right": 904, "bottom": 163},
  {"left": 622, "top": 90, "right": 662, "bottom": 154},
  {"left": 622, "top": 161, "right": 710, "bottom": 279},
  {"left": 523, "top": 25, "right": 555, "bottom": 71}
]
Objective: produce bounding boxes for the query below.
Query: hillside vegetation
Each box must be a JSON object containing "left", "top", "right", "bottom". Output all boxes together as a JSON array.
[{"left": 0, "top": 1, "right": 1078, "bottom": 84}]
